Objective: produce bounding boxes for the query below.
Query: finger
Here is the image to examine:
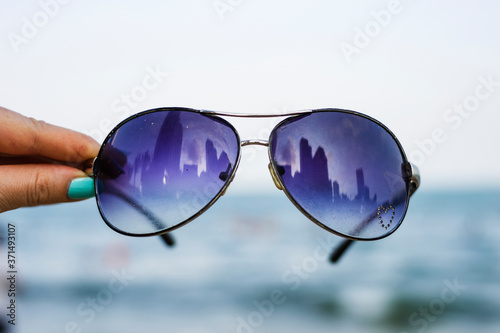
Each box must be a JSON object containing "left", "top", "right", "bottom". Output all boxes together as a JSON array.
[
  {"left": 0, "top": 106, "right": 100, "bottom": 163},
  {"left": 0, "top": 164, "right": 90, "bottom": 213},
  {"left": 0, "top": 155, "right": 94, "bottom": 173}
]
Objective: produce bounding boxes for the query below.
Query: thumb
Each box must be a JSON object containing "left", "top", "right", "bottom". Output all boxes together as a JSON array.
[{"left": 0, "top": 164, "right": 92, "bottom": 213}]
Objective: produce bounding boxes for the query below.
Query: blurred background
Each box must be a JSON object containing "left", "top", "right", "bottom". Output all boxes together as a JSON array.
[{"left": 0, "top": 1, "right": 499, "bottom": 332}]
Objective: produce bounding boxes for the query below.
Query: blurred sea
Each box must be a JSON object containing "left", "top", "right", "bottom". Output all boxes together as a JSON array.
[{"left": 0, "top": 189, "right": 499, "bottom": 333}]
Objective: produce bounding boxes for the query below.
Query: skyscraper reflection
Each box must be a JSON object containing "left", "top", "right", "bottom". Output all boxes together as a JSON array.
[
  {"left": 106, "top": 111, "right": 232, "bottom": 192},
  {"left": 277, "top": 138, "right": 377, "bottom": 206}
]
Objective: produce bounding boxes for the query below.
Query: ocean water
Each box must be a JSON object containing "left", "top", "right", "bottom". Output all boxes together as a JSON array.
[{"left": 0, "top": 189, "right": 499, "bottom": 333}]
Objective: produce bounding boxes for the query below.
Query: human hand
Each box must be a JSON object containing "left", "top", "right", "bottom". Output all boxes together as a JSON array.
[{"left": 0, "top": 106, "right": 100, "bottom": 213}]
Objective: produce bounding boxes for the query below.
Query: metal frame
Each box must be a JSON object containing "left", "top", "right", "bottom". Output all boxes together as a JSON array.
[
  {"left": 93, "top": 107, "right": 243, "bottom": 239},
  {"left": 266, "top": 108, "right": 414, "bottom": 242},
  {"left": 91, "top": 107, "right": 421, "bottom": 262}
]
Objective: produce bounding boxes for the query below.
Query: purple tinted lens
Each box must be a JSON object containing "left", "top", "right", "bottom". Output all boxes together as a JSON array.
[
  {"left": 95, "top": 109, "right": 239, "bottom": 235},
  {"left": 270, "top": 110, "right": 410, "bottom": 240}
]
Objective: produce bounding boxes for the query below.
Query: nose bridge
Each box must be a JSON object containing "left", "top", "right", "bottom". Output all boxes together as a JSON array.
[
  {"left": 239, "top": 138, "right": 284, "bottom": 191},
  {"left": 241, "top": 139, "right": 269, "bottom": 147}
]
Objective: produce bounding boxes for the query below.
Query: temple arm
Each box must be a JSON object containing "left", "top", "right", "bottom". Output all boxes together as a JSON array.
[
  {"left": 160, "top": 233, "right": 175, "bottom": 246},
  {"left": 329, "top": 163, "right": 421, "bottom": 263},
  {"left": 77, "top": 177, "right": 175, "bottom": 247},
  {"left": 104, "top": 182, "right": 175, "bottom": 247}
]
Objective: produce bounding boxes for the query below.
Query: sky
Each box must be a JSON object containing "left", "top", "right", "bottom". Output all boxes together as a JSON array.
[{"left": 1, "top": 0, "right": 499, "bottom": 194}]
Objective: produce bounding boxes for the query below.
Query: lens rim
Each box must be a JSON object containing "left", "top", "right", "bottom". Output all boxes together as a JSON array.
[
  {"left": 93, "top": 107, "right": 241, "bottom": 237},
  {"left": 268, "top": 108, "right": 412, "bottom": 241}
]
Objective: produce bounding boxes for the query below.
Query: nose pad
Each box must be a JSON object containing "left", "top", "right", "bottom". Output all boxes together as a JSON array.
[
  {"left": 219, "top": 182, "right": 231, "bottom": 196},
  {"left": 268, "top": 163, "right": 283, "bottom": 191},
  {"left": 219, "top": 164, "right": 234, "bottom": 197}
]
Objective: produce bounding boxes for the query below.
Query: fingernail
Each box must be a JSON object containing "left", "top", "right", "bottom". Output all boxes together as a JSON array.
[{"left": 68, "top": 177, "right": 95, "bottom": 200}]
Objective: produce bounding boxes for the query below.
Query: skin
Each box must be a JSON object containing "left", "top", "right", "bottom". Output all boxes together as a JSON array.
[{"left": 0, "top": 106, "right": 100, "bottom": 213}]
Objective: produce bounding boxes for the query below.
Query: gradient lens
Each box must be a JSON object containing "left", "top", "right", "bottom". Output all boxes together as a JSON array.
[
  {"left": 95, "top": 108, "right": 239, "bottom": 235},
  {"left": 269, "top": 110, "right": 410, "bottom": 240}
]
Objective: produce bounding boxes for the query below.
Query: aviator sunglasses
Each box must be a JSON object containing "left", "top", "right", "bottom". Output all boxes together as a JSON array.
[{"left": 80, "top": 107, "right": 420, "bottom": 263}]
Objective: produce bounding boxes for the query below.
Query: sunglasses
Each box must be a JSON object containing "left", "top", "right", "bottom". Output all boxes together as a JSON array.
[{"left": 82, "top": 107, "right": 420, "bottom": 263}]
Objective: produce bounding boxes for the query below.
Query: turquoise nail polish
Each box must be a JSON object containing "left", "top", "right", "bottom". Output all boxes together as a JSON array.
[{"left": 68, "top": 177, "right": 95, "bottom": 200}]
